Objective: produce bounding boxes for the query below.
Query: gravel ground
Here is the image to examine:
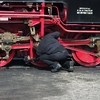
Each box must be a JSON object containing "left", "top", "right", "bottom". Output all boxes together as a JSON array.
[{"left": 0, "top": 60, "right": 100, "bottom": 100}]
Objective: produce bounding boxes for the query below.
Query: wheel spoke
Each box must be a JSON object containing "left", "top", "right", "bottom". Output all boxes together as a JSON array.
[{"left": 0, "top": 50, "right": 15, "bottom": 67}]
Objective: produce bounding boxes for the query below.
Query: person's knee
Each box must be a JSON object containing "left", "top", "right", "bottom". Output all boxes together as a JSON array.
[{"left": 39, "top": 56, "right": 47, "bottom": 62}]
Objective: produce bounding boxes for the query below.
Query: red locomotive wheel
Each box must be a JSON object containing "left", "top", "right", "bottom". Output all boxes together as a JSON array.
[
  {"left": 72, "top": 34, "right": 100, "bottom": 67},
  {"left": 0, "top": 50, "right": 15, "bottom": 67},
  {"left": 31, "top": 61, "right": 47, "bottom": 67}
]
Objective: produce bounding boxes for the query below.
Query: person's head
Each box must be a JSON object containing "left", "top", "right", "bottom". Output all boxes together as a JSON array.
[{"left": 34, "top": 41, "right": 40, "bottom": 49}]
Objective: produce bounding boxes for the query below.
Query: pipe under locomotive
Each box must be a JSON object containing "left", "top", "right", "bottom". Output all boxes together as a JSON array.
[{"left": 0, "top": 0, "right": 100, "bottom": 67}]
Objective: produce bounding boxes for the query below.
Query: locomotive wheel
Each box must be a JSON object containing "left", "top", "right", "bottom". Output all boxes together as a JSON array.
[
  {"left": 72, "top": 34, "right": 100, "bottom": 67},
  {"left": 0, "top": 50, "right": 15, "bottom": 67},
  {"left": 31, "top": 61, "right": 47, "bottom": 67}
]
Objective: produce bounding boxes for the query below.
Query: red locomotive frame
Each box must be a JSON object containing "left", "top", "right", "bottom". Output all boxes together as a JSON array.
[{"left": 0, "top": 1, "right": 100, "bottom": 67}]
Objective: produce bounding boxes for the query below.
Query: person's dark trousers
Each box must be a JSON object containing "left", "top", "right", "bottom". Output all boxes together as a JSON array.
[{"left": 39, "top": 50, "right": 68, "bottom": 69}]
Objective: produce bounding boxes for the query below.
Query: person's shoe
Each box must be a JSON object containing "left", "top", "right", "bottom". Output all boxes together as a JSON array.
[
  {"left": 51, "top": 63, "right": 62, "bottom": 73},
  {"left": 62, "top": 61, "right": 74, "bottom": 72}
]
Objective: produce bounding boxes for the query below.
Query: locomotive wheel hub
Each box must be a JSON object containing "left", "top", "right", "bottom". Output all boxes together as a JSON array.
[
  {"left": 0, "top": 32, "right": 16, "bottom": 44},
  {"left": 0, "top": 32, "right": 15, "bottom": 59},
  {"left": 89, "top": 37, "right": 100, "bottom": 57}
]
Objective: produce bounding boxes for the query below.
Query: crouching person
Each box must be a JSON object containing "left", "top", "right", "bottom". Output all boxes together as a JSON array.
[{"left": 25, "top": 31, "right": 74, "bottom": 72}]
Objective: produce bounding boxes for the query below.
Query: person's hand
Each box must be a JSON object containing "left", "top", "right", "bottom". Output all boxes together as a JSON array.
[{"left": 23, "top": 56, "right": 31, "bottom": 64}]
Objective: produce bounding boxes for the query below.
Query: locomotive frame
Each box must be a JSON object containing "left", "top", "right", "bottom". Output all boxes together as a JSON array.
[{"left": 0, "top": 0, "right": 100, "bottom": 67}]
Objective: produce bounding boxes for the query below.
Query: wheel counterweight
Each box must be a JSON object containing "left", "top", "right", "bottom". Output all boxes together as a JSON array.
[{"left": 72, "top": 34, "right": 100, "bottom": 67}]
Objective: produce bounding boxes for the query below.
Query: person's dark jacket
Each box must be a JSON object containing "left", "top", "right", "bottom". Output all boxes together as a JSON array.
[{"left": 36, "top": 31, "right": 66, "bottom": 56}]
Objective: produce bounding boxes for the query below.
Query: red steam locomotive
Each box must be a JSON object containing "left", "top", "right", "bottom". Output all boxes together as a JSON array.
[{"left": 0, "top": 0, "right": 100, "bottom": 67}]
